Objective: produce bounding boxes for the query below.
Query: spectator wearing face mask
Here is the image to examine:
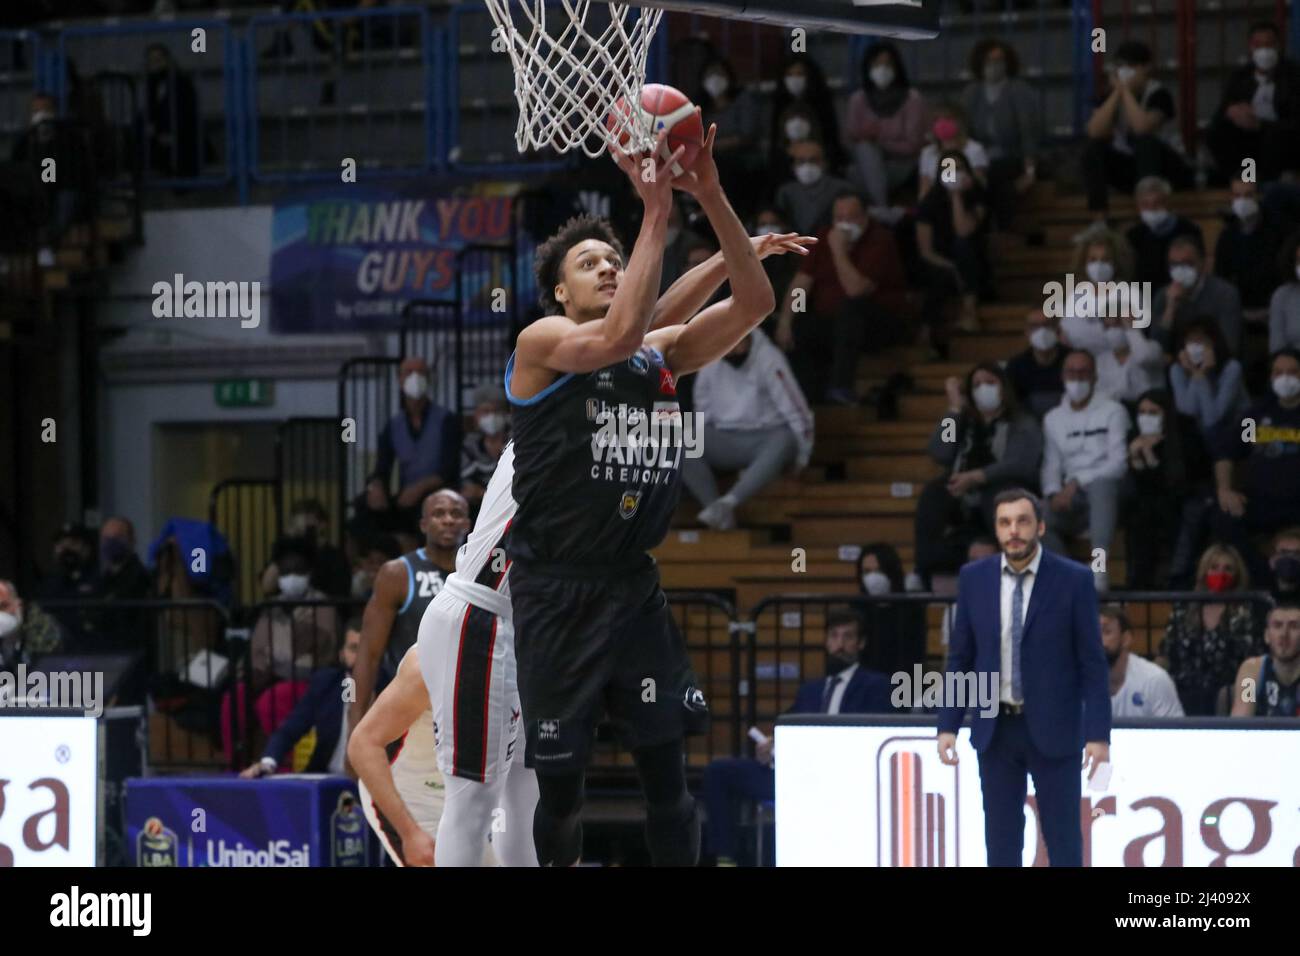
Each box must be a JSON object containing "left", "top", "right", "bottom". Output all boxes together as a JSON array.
[
  {"left": 1082, "top": 41, "right": 1192, "bottom": 224},
  {"left": 9, "top": 92, "right": 91, "bottom": 268},
  {"left": 1268, "top": 232, "right": 1300, "bottom": 353},
  {"left": 1209, "top": 347, "right": 1300, "bottom": 585},
  {"left": 1100, "top": 605, "right": 1184, "bottom": 718},
  {"left": 915, "top": 148, "right": 990, "bottom": 348},
  {"left": 683, "top": 330, "right": 813, "bottom": 530},
  {"left": 1125, "top": 176, "right": 1203, "bottom": 290},
  {"left": 1206, "top": 22, "right": 1300, "bottom": 185},
  {"left": 81, "top": 515, "right": 151, "bottom": 655},
  {"left": 38, "top": 523, "right": 97, "bottom": 644},
  {"left": 1006, "top": 307, "right": 1067, "bottom": 420},
  {"left": 1266, "top": 527, "right": 1300, "bottom": 602},
  {"left": 1060, "top": 225, "right": 1138, "bottom": 358},
  {"left": 1095, "top": 312, "right": 1165, "bottom": 405},
  {"left": 774, "top": 191, "right": 908, "bottom": 404},
  {"left": 248, "top": 538, "right": 340, "bottom": 694},
  {"left": 1121, "top": 388, "right": 1211, "bottom": 589},
  {"left": 960, "top": 39, "right": 1042, "bottom": 232},
  {"left": 696, "top": 55, "right": 763, "bottom": 218},
  {"left": 1158, "top": 543, "right": 1261, "bottom": 716},
  {"left": 0, "top": 579, "right": 64, "bottom": 672},
  {"left": 461, "top": 383, "right": 510, "bottom": 506},
  {"left": 261, "top": 500, "right": 351, "bottom": 600},
  {"left": 349, "top": 535, "right": 401, "bottom": 602},
  {"left": 1152, "top": 237, "right": 1242, "bottom": 358},
  {"left": 1169, "top": 318, "right": 1249, "bottom": 442},
  {"left": 916, "top": 105, "right": 989, "bottom": 200},
  {"left": 1040, "top": 350, "right": 1131, "bottom": 591},
  {"left": 768, "top": 54, "right": 844, "bottom": 185},
  {"left": 374, "top": 355, "right": 462, "bottom": 525},
  {"left": 856, "top": 543, "right": 928, "bottom": 672},
  {"left": 844, "top": 41, "right": 928, "bottom": 209},
  {"left": 914, "top": 363, "right": 1043, "bottom": 589},
  {"left": 775, "top": 138, "right": 852, "bottom": 237},
  {"left": 1215, "top": 180, "right": 1286, "bottom": 317}
]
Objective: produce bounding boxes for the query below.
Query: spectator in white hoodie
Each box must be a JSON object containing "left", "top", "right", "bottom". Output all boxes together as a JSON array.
[
  {"left": 1095, "top": 311, "right": 1165, "bottom": 405},
  {"left": 1040, "top": 349, "right": 1131, "bottom": 591},
  {"left": 685, "top": 329, "right": 815, "bottom": 530}
]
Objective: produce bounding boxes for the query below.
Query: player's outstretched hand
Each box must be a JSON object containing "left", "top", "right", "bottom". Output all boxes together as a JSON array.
[
  {"left": 611, "top": 128, "right": 685, "bottom": 217},
  {"left": 402, "top": 826, "right": 437, "bottom": 867},
  {"left": 752, "top": 231, "right": 817, "bottom": 261},
  {"left": 671, "top": 115, "right": 720, "bottom": 197}
]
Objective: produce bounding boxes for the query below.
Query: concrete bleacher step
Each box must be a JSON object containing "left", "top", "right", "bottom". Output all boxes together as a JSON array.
[
  {"left": 786, "top": 513, "right": 914, "bottom": 546},
  {"left": 839, "top": 454, "right": 941, "bottom": 483},
  {"left": 948, "top": 333, "right": 1027, "bottom": 364}
]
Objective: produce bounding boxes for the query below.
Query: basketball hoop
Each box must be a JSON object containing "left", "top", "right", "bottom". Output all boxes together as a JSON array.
[{"left": 482, "top": 0, "right": 664, "bottom": 158}]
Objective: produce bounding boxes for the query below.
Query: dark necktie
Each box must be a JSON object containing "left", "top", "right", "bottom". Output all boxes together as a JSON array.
[
  {"left": 821, "top": 674, "right": 842, "bottom": 713},
  {"left": 1009, "top": 569, "right": 1028, "bottom": 701}
]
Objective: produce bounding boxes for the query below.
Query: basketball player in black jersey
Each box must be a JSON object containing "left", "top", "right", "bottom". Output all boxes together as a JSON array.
[
  {"left": 1231, "top": 601, "right": 1300, "bottom": 717},
  {"left": 349, "top": 489, "right": 471, "bottom": 737},
  {"left": 506, "top": 120, "right": 815, "bottom": 865}
]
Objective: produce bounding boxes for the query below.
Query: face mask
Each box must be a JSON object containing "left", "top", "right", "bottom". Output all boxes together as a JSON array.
[
  {"left": 784, "top": 75, "right": 807, "bottom": 97},
  {"left": 30, "top": 110, "right": 54, "bottom": 126},
  {"left": 664, "top": 226, "right": 681, "bottom": 246},
  {"left": 1185, "top": 341, "right": 1207, "bottom": 364},
  {"left": 784, "top": 116, "right": 812, "bottom": 141},
  {"left": 972, "top": 382, "right": 1001, "bottom": 412},
  {"left": 1253, "top": 46, "right": 1279, "bottom": 72},
  {"left": 1116, "top": 65, "right": 1137, "bottom": 85},
  {"left": 1204, "top": 570, "right": 1236, "bottom": 593},
  {"left": 479, "top": 413, "right": 506, "bottom": 436},
  {"left": 1273, "top": 373, "right": 1300, "bottom": 400},
  {"left": 703, "top": 74, "right": 729, "bottom": 98},
  {"left": 1232, "top": 197, "right": 1260, "bottom": 220},
  {"left": 834, "top": 220, "right": 863, "bottom": 243},
  {"left": 1105, "top": 327, "right": 1129, "bottom": 351},
  {"left": 278, "top": 573, "right": 310, "bottom": 599},
  {"left": 1137, "top": 412, "right": 1163, "bottom": 436},
  {"left": 0, "top": 610, "right": 20, "bottom": 638},
  {"left": 933, "top": 118, "right": 960, "bottom": 141},
  {"left": 1029, "top": 327, "right": 1057, "bottom": 351},
  {"left": 101, "top": 537, "right": 132, "bottom": 567},
  {"left": 825, "top": 652, "right": 855, "bottom": 676},
  {"left": 1064, "top": 380, "right": 1092, "bottom": 403},
  {"left": 402, "top": 373, "right": 428, "bottom": 400},
  {"left": 1274, "top": 555, "right": 1300, "bottom": 588},
  {"left": 1169, "top": 264, "right": 1199, "bottom": 288},
  {"left": 1086, "top": 260, "right": 1115, "bottom": 283},
  {"left": 983, "top": 61, "right": 1007, "bottom": 84},
  {"left": 869, "top": 65, "right": 895, "bottom": 89},
  {"left": 755, "top": 224, "right": 782, "bottom": 236},
  {"left": 1139, "top": 208, "right": 1170, "bottom": 230},
  {"left": 861, "top": 571, "right": 891, "bottom": 596},
  {"left": 793, "top": 162, "right": 823, "bottom": 186}
]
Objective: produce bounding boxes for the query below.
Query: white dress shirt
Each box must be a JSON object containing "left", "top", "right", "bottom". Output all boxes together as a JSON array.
[
  {"left": 824, "top": 663, "right": 858, "bottom": 714},
  {"left": 1253, "top": 74, "right": 1278, "bottom": 122},
  {"left": 999, "top": 544, "right": 1043, "bottom": 704}
]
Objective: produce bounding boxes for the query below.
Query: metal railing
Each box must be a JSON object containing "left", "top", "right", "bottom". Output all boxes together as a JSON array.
[
  {"left": 210, "top": 478, "right": 280, "bottom": 607},
  {"left": 336, "top": 355, "right": 403, "bottom": 533}
]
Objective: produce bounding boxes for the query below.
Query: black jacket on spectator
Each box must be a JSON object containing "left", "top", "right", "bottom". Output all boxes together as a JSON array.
[
  {"left": 1126, "top": 216, "right": 1203, "bottom": 290},
  {"left": 1214, "top": 215, "right": 1286, "bottom": 311},
  {"left": 1005, "top": 345, "right": 1066, "bottom": 420},
  {"left": 1214, "top": 393, "right": 1300, "bottom": 506},
  {"left": 85, "top": 555, "right": 151, "bottom": 654},
  {"left": 1212, "top": 60, "right": 1300, "bottom": 137}
]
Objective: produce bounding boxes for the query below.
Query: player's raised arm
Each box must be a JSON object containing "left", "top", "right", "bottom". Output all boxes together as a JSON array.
[
  {"left": 650, "top": 231, "right": 816, "bottom": 331},
  {"left": 512, "top": 135, "right": 685, "bottom": 388}
]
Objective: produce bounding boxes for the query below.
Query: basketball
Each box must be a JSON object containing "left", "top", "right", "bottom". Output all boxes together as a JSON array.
[{"left": 606, "top": 83, "right": 706, "bottom": 177}]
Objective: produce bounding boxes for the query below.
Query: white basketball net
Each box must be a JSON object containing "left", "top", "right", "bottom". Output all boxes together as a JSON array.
[{"left": 482, "top": 0, "right": 665, "bottom": 158}]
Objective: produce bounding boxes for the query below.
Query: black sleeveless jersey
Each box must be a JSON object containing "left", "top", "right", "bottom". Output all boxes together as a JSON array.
[
  {"left": 1257, "top": 655, "right": 1300, "bottom": 717},
  {"left": 505, "top": 343, "right": 685, "bottom": 566},
  {"left": 384, "top": 548, "right": 449, "bottom": 679}
]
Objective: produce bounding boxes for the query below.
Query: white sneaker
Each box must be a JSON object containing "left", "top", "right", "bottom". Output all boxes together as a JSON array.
[{"left": 697, "top": 496, "right": 736, "bottom": 531}]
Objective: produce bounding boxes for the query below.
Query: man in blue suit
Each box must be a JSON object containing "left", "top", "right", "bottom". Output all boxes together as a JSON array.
[
  {"left": 937, "top": 488, "right": 1111, "bottom": 867},
  {"left": 704, "top": 610, "right": 894, "bottom": 865},
  {"left": 240, "top": 618, "right": 361, "bottom": 777}
]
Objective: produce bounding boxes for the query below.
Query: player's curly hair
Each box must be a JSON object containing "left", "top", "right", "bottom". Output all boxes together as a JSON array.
[{"left": 533, "top": 213, "right": 625, "bottom": 315}]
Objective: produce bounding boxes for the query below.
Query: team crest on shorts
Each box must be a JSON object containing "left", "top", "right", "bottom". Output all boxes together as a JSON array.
[{"left": 619, "top": 490, "right": 642, "bottom": 520}]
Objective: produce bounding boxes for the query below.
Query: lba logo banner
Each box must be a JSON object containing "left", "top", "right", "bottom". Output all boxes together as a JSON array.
[{"left": 775, "top": 721, "right": 1300, "bottom": 867}]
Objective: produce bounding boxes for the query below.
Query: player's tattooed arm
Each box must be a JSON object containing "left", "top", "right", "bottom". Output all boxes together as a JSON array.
[
  {"left": 348, "top": 651, "right": 435, "bottom": 863},
  {"left": 347, "top": 558, "right": 407, "bottom": 735},
  {"left": 649, "top": 231, "right": 816, "bottom": 332}
]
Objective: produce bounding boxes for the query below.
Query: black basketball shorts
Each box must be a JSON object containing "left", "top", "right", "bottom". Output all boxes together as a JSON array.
[{"left": 510, "top": 557, "right": 704, "bottom": 773}]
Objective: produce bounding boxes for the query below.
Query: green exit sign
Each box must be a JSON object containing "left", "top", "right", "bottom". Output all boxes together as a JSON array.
[{"left": 215, "top": 378, "right": 275, "bottom": 408}]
